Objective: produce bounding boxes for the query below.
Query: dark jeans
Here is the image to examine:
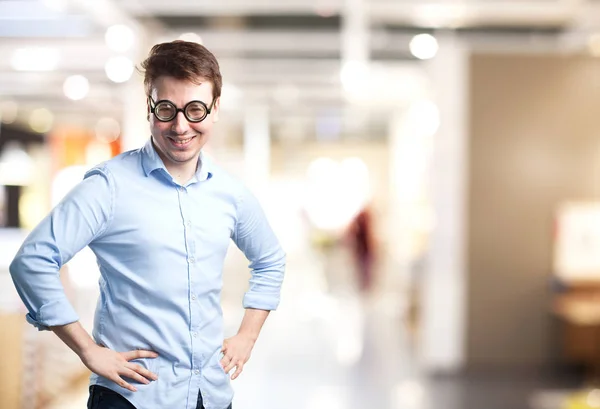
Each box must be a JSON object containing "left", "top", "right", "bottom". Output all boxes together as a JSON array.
[{"left": 87, "top": 385, "right": 232, "bottom": 409}]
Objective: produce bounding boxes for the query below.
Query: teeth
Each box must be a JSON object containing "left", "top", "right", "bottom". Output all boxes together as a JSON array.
[{"left": 174, "top": 137, "right": 192, "bottom": 144}]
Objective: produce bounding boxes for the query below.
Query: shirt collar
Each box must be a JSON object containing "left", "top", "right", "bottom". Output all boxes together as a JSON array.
[{"left": 141, "top": 137, "right": 213, "bottom": 182}]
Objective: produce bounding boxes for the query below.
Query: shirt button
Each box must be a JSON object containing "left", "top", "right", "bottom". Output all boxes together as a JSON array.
[
  {"left": 188, "top": 257, "right": 195, "bottom": 264},
  {"left": 192, "top": 332, "right": 197, "bottom": 338},
  {"left": 187, "top": 220, "right": 192, "bottom": 227},
  {"left": 191, "top": 294, "right": 197, "bottom": 300},
  {"left": 194, "top": 369, "right": 200, "bottom": 375}
]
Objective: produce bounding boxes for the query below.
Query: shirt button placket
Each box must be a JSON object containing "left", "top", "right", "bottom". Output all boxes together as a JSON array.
[{"left": 180, "top": 184, "right": 199, "bottom": 384}]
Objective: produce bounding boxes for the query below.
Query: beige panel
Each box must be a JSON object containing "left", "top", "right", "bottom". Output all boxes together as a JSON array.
[
  {"left": 0, "top": 313, "right": 23, "bottom": 409},
  {"left": 468, "top": 54, "right": 600, "bottom": 367}
]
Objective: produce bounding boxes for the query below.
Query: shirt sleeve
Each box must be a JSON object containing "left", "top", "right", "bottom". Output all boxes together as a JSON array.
[
  {"left": 9, "top": 165, "right": 114, "bottom": 331},
  {"left": 232, "top": 186, "right": 286, "bottom": 311}
]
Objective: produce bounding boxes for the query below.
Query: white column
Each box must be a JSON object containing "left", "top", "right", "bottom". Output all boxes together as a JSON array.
[
  {"left": 340, "top": 0, "right": 370, "bottom": 99},
  {"left": 120, "top": 75, "right": 149, "bottom": 152},
  {"left": 243, "top": 106, "right": 270, "bottom": 194},
  {"left": 342, "top": 0, "right": 369, "bottom": 64},
  {"left": 388, "top": 109, "right": 433, "bottom": 269},
  {"left": 419, "top": 33, "right": 469, "bottom": 372},
  {"left": 119, "top": 30, "right": 159, "bottom": 152}
]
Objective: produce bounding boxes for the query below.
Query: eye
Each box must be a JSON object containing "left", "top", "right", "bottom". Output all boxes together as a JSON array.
[
  {"left": 185, "top": 102, "right": 207, "bottom": 119},
  {"left": 155, "top": 102, "right": 175, "bottom": 118}
]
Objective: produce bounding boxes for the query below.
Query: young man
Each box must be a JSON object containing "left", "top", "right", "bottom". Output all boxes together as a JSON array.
[{"left": 9, "top": 41, "right": 286, "bottom": 409}]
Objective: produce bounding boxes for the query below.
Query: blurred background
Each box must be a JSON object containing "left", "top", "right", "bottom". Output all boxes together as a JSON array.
[{"left": 4, "top": 0, "right": 600, "bottom": 408}]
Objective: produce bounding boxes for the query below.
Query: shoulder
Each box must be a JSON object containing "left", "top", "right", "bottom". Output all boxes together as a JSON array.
[{"left": 85, "top": 148, "right": 143, "bottom": 179}]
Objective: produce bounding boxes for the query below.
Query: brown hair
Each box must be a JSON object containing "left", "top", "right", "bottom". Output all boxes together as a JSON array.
[{"left": 138, "top": 40, "right": 222, "bottom": 100}]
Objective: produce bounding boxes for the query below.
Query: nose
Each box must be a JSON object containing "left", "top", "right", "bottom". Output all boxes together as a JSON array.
[{"left": 171, "top": 111, "right": 190, "bottom": 134}]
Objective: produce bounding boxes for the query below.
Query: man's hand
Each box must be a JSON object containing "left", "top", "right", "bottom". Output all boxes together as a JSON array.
[
  {"left": 220, "top": 334, "right": 255, "bottom": 380},
  {"left": 81, "top": 344, "right": 159, "bottom": 392}
]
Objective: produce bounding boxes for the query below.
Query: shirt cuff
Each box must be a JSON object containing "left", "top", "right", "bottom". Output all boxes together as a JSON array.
[
  {"left": 25, "top": 299, "right": 79, "bottom": 331},
  {"left": 243, "top": 292, "right": 280, "bottom": 311}
]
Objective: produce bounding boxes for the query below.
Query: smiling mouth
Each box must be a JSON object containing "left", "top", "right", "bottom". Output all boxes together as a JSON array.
[{"left": 168, "top": 136, "right": 196, "bottom": 147}]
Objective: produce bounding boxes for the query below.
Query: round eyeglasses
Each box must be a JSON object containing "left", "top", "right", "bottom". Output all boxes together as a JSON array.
[{"left": 148, "top": 96, "right": 216, "bottom": 123}]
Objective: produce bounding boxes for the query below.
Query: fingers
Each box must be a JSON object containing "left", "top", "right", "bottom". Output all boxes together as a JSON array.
[
  {"left": 231, "top": 362, "right": 244, "bottom": 380},
  {"left": 220, "top": 354, "right": 232, "bottom": 371},
  {"left": 221, "top": 354, "right": 243, "bottom": 377},
  {"left": 113, "top": 375, "right": 137, "bottom": 392},
  {"left": 224, "top": 358, "right": 237, "bottom": 374},
  {"left": 122, "top": 367, "right": 151, "bottom": 385},
  {"left": 125, "top": 363, "right": 158, "bottom": 382},
  {"left": 121, "top": 350, "right": 159, "bottom": 361},
  {"left": 110, "top": 364, "right": 158, "bottom": 393}
]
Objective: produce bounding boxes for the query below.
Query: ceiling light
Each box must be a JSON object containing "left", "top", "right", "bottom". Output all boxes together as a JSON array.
[
  {"left": 29, "top": 108, "right": 54, "bottom": 133},
  {"left": 105, "top": 25, "right": 135, "bottom": 53},
  {"left": 11, "top": 48, "right": 60, "bottom": 71},
  {"left": 63, "top": 75, "right": 90, "bottom": 101},
  {"left": 410, "top": 34, "right": 439, "bottom": 60},
  {"left": 105, "top": 56, "right": 134, "bottom": 83}
]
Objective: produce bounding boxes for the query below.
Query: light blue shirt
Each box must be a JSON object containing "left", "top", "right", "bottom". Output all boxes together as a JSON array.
[{"left": 9, "top": 139, "right": 286, "bottom": 409}]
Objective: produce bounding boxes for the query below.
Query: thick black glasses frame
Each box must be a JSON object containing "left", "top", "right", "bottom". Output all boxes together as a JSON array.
[{"left": 148, "top": 96, "right": 216, "bottom": 123}]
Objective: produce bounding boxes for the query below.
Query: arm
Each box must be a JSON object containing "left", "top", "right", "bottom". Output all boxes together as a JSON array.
[
  {"left": 9, "top": 167, "right": 113, "bottom": 331},
  {"left": 51, "top": 321, "right": 97, "bottom": 357},
  {"left": 220, "top": 308, "right": 270, "bottom": 379},
  {"left": 237, "top": 308, "right": 270, "bottom": 342},
  {"left": 223, "top": 186, "right": 286, "bottom": 380},
  {"left": 9, "top": 166, "right": 157, "bottom": 391}
]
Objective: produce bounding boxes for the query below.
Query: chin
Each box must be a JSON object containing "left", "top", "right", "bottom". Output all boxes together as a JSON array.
[{"left": 170, "top": 149, "right": 200, "bottom": 161}]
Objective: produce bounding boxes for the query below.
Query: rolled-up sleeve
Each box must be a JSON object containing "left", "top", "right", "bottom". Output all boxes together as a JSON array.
[
  {"left": 9, "top": 166, "right": 114, "bottom": 331},
  {"left": 232, "top": 187, "right": 285, "bottom": 311}
]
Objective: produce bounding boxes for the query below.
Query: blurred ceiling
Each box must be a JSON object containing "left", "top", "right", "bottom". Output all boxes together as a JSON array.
[{"left": 1, "top": 0, "right": 599, "bottom": 140}]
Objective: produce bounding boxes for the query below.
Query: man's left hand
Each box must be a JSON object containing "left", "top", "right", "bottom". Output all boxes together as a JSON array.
[{"left": 220, "top": 333, "right": 255, "bottom": 380}]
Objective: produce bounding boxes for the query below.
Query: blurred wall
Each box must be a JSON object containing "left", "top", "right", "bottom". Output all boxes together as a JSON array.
[{"left": 467, "top": 54, "right": 600, "bottom": 368}]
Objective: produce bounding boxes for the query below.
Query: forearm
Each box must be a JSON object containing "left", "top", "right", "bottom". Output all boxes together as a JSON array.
[
  {"left": 237, "top": 308, "right": 270, "bottom": 342},
  {"left": 50, "top": 321, "right": 97, "bottom": 359}
]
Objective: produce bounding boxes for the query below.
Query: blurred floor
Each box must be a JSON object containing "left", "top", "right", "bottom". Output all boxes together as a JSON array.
[{"left": 45, "top": 251, "right": 581, "bottom": 409}]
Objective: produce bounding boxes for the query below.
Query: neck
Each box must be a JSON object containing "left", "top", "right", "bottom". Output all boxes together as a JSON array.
[
  {"left": 167, "top": 160, "right": 198, "bottom": 185},
  {"left": 151, "top": 139, "right": 200, "bottom": 185}
]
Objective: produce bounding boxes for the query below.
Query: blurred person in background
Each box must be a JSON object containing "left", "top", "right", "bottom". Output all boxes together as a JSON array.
[
  {"left": 346, "top": 205, "right": 377, "bottom": 293},
  {"left": 9, "top": 40, "right": 286, "bottom": 409}
]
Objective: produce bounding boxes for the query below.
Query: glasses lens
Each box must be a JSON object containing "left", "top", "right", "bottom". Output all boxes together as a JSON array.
[
  {"left": 185, "top": 101, "right": 207, "bottom": 122},
  {"left": 155, "top": 101, "right": 176, "bottom": 121}
]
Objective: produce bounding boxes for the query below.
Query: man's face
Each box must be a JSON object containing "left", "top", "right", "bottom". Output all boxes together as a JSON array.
[{"left": 148, "top": 76, "right": 220, "bottom": 169}]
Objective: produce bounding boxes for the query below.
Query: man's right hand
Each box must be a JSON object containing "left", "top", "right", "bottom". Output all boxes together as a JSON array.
[
  {"left": 80, "top": 344, "right": 159, "bottom": 392},
  {"left": 49, "top": 321, "right": 159, "bottom": 392}
]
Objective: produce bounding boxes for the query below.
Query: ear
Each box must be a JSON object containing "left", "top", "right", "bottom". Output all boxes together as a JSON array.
[
  {"left": 211, "top": 97, "right": 220, "bottom": 123},
  {"left": 146, "top": 97, "right": 151, "bottom": 122}
]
